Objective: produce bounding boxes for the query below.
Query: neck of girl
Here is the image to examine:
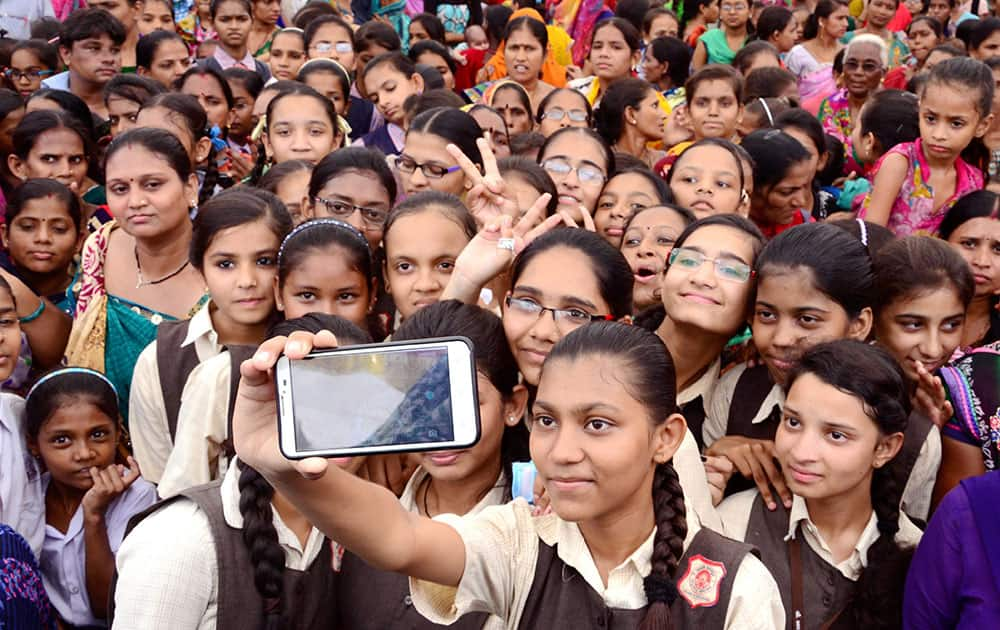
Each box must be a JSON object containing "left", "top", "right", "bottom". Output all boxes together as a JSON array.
[
  {"left": 423, "top": 456, "right": 502, "bottom": 517},
  {"left": 804, "top": 486, "right": 875, "bottom": 564},
  {"left": 657, "top": 77, "right": 674, "bottom": 92},
  {"left": 45, "top": 476, "right": 85, "bottom": 531},
  {"left": 615, "top": 126, "right": 649, "bottom": 160},
  {"left": 270, "top": 488, "right": 313, "bottom": 548},
  {"left": 209, "top": 302, "right": 271, "bottom": 347},
  {"left": 656, "top": 316, "right": 728, "bottom": 392},
  {"left": 17, "top": 266, "right": 72, "bottom": 300},
  {"left": 134, "top": 221, "right": 193, "bottom": 279},
  {"left": 579, "top": 490, "right": 656, "bottom": 586},
  {"left": 816, "top": 32, "right": 836, "bottom": 50},
  {"left": 725, "top": 24, "right": 748, "bottom": 39},
  {"left": 865, "top": 25, "right": 889, "bottom": 39},
  {"left": 221, "top": 40, "right": 249, "bottom": 61},
  {"left": 964, "top": 294, "right": 995, "bottom": 346}
]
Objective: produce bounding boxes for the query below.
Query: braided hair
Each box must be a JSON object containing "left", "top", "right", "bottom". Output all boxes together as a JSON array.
[
  {"left": 544, "top": 322, "right": 687, "bottom": 627},
  {"left": 785, "top": 340, "right": 913, "bottom": 629}
]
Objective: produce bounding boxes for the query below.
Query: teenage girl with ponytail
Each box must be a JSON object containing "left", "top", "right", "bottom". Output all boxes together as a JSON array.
[
  {"left": 718, "top": 339, "right": 920, "bottom": 630},
  {"left": 129, "top": 187, "right": 291, "bottom": 487},
  {"left": 704, "top": 223, "right": 939, "bottom": 524},
  {"left": 233, "top": 321, "right": 785, "bottom": 628},
  {"left": 112, "top": 314, "right": 371, "bottom": 629},
  {"left": 154, "top": 217, "right": 384, "bottom": 499},
  {"left": 334, "top": 300, "right": 529, "bottom": 630}
]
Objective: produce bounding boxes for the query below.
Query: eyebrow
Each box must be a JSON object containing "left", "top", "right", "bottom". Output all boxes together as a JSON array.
[
  {"left": 544, "top": 154, "right": 605, "bottom": 170},
  {"left": 533, "top": 400, "right": 624, "bottom": 416},
  {"left": 514, "top": 284, "right": 600, "bottom": 310},
  {"left": 755, "top": 299, "right": 831, "bottom": 314},
  {"left": 209, "top": 249, "right": 277, "bottom": 258}
]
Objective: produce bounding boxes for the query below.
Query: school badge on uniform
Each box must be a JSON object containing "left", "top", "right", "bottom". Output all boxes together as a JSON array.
[{"left": 677, "top": 555, "right": 726, "bottom": 608}]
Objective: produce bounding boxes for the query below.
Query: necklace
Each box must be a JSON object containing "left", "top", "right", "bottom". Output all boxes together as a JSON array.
[{"left": 134, "top": 246, "right": 190, "bottom": 288}]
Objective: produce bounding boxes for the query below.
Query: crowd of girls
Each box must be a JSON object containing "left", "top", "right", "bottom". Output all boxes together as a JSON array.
[{"left": 1, "top": 1, "right": 1000, "bottom": 629}]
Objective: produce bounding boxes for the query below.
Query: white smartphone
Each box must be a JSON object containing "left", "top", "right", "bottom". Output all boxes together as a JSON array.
[{"left": 275, "top": 337, "right": 481, "bottom": 459}]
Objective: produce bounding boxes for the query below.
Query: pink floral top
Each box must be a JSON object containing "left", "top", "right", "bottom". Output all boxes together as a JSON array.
[{"left": 859, "top": 139, "right": 984, "bottom": 236}]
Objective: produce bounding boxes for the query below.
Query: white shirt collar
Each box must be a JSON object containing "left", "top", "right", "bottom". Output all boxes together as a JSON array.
[
  {"left": 399, "top": 466, "right": 507, "bottom": 515},
  {"left": 213, "top": 45, "right": 255, "bottom": 69},
  {"left": 677, "top": 357, "right": 721, "bottom": 407},
  {"left": 182, "top": 300, "right": 222, "bottom": 355},
  {"left": 750, "top": 383, "right": 785, "bottom": 425}
]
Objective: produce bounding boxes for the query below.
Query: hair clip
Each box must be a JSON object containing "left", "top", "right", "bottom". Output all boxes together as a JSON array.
[
  {"left": 856, "top": 217, "right": 869, "bottom": 247},
  {"left": 758, "top": 97, "right": 774, "bottom": 126},
  {"left": 278, "top": 218, "right": 371, "bottom": 265},
  {"left": 26, "top": 367, "right": 119, "bottom": 405}
]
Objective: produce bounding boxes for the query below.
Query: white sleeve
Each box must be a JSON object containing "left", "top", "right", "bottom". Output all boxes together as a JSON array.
[
  {"left": 128, "top": 343, "right": 172, "bottom": 484},
  {"left": 106, "top": 478, "right": 159, "bottom": 554},
  {"left": 723, "top": 553, "right": 786, "bottom": 629},
  {"left": 900, "top": 424, "right": 941, "bottom": 524},
  {"left": 112, "top": 500, "right": 217, "bottom": 630},
  {"left": 156, "top": 356, "right": 231, "bottom": 499},
  {"left": 704, "top": 365, "right": 744, "bottom": 448},
  {"left": 716, "top": 488, "right": 760, "bottom": 542},
  {"left": 674, "top": 428, "right": 723, "bottom": 532}
]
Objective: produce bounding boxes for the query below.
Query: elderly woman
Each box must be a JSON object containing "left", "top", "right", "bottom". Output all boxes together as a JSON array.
[{"left": 817, "top": 33, "right": 886, "bottom": 175}]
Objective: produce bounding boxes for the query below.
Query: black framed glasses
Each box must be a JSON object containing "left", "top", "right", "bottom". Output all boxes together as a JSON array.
[
  {"left": 396, "top": 155, "right": 462, "bottom": 179},
  {"left": 504, "top": 295, "right": 614, "bottom": 326},
  {"left": 3, "top": 68, "right": 53, "bottom": 81},
  {"left": 313, "top": 197, "right": 389, "bottom": 228}
]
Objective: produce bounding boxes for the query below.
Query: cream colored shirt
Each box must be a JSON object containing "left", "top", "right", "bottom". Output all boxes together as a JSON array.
[
  {"left": 129, "top": 303, "right": 224, "bottom": 484},
  {"left": 703, "top": 363, "right": 941, "bottom": 522},
  {"left": 112, "top": 459, "right": 326, "bottom": 630},
  {"left": 409, "top": 499, "right": 785, "bottom": 629},
  {"left": 676, "top": 357, "right": 725, "bottom": 533},
  {"left": 156, "top": 351, "right": 235, "bottom": 498},
  {"left": 718, "top": 490, "right": 923, "bottom": 581}
]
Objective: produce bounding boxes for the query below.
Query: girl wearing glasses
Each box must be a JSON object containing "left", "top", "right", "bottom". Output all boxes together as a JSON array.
[
  {"left": 535, "top": 88, "right": 592, "bottom": 138},
  {"left": 692, "top": 0, "right": 752, "bottom": 68},
  {"left": 637, "top": 215, "right": 764, "bottom": 457},
  {"left": 5, "top": 39, "right": 58, "bottom": 101},
  {"left": 537, "top": 127, "right": 615, "bottom": 223},
  {"left": 397, "top": 107, "right": 484, "bottom": 198}
]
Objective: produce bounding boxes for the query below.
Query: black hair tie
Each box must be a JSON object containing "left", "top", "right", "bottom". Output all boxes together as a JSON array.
[
  {"left": 877, "top": 520, "right": 898, "bottom": 537},
  {"left": 644, "top": 573, "right": 679, "bottom": 606}
]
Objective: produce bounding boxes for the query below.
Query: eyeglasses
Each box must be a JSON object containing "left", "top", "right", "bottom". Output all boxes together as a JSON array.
[
  {"left": 313, "top": 197, "right": 388, "bottom": 228},
  {"left": 396, "top": 155, "right": 462, "bottom": 179},
  {"left": 668, "top": 247, "right": 753, "bottom": 283},
  {"left": 541, "top": 158, "right": 606, "bottom": 185},
  {"left": 721, "top": 3, "right": 748, "bottom": 11},
  {"left": 505, "top": 295, "right": 614, "bottom": 326},
  {"left": 311, "top": 42, "right": 353, "bottom": 54},
  {"left": 541, "top": 107, "right": 589, "bottom": 123},
  {"left": 843, "top": 59, "right": 883, "bottom": 73},
  {"left": 3, "top": 68, "right": 53, "bottom": 81}
]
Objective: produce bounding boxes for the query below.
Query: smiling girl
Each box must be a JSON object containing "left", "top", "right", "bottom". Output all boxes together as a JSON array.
[
  {"left": 538, "top": 127, "right": 615, "bottom": 223},
  {"left": 620, "top": 203, "right": 694, "bottom": 312},
  {"left": 593, "top": 168, "right": 672, "bottom": 247},
  {"left": 718, "top": 340, "right": 920, "bottom": 630},
  {"left": 231, "top": 322, "right": 784, "bottom": 628},
  {"left": 666, "top": 139, "right": 750, "bottom": 220}
]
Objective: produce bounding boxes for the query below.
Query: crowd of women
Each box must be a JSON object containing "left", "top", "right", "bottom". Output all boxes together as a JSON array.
[{"left": 0, "top": 0, "right": 998, "bottom": 628}]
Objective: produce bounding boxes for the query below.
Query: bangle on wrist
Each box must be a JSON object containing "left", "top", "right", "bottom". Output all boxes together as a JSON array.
[{"left": 19, "top": 299, "right": 45, "bottom": 324}]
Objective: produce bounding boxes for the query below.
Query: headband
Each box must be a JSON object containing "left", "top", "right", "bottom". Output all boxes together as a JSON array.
[
  {"left": 758, "top": 98, "right": 774, "bottom": 126},
  {"left": 277, "top": 218, "right": 372, "bottom": 266},
  {"left": 26, "top": 367, "right": 119, "bottom": 406},
  {"left": 856, "top": 217, "right": 869, "bottom": 247}
]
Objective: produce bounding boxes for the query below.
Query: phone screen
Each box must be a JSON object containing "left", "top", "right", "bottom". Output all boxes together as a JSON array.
[{"left": 289, "top": 346, "right": 455, "bottom": 452}]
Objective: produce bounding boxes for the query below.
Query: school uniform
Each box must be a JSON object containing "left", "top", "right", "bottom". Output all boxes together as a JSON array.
[
  {"left": 354, "top": 123, "right": 405, "bottom": 157},
  {"left": 39, "top": 472, "right": 156, "bottom": 627},
  {"left": 407, "top": 499, "right": 785, "bottom": 629},
  {"left": 678, "top": 356, "right": 721, "bottom": 452},
  {"left": 130, "top": 303, "right": 225, "bottom": 484},
  {"left": 155, "top": 340, "right": 255, "bottom": 499},
  {"left": 110, "top": 459, "right": 333, "bottom": 630},
  {"left": 0, "top": 392, "right": 44, "bottom": 556},
  {"left": 718, "top": 489, "right": 922, "bottom": 629},
  {"left": 335, "top": 467, "right": 503, "bottom": 629},
  {"left": 203, "top": 49, "right": 271, "bottom": 82},
  {"left": 704, "top": 362, "right": 941, "bottom": 523}
]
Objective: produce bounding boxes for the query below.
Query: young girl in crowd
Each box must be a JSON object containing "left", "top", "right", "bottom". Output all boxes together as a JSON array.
[
  {"left": 732, "top": 42, "right": 782, "bottom": 78},
  {"left": 129, "top": 188, "right": 290, "bottom": 486},
  {"left": 136, "top": 0, "right": 174, "bottom": 35},
  {"left": 155, "top": 217, "right": 380, "bottom": 498},
  {"left": 938, "top": 190, "right": 1000, "bottom": 349},
  {"left": 246, "top": 0, "right": 279, "bottom": 58},
  {"left": 620, "top": 203, "right": 694, "bottom": 312},
  {"left": 305, "top": 146, "right": 396, "bottom": 252},
  {"left": 704, "top": 223, "right": 938, "bottom": 523},
  {"left": 785, "top": 0, "right": 848, "bottom": 106},
  {"left": 136, "top": 30, "right": 192, "bottom": 90},
  {"left": 641, "top": 35, "right": 691, "bottom": 99},
  {"left": 666, "top": 138, "right": 750, "bottom": 219},
  {"left": 66, "top": 129, "right": 207, "bottom": 422},
  {"left": 259, "top": 83, "right": 342, "bottom": 172},
  {"left": 718, "top": 340, "right": 920, "bottom": 630},
  {"left": 410, "top": 40, "right": 457, "bottom": 92},
  {"left": 594, "top": 78, "right": 667, "bottom": 170},
  {"left": 113, "top": 314, "right": 369, "bottom": 629},
  {"left": 298, "top": 58, "right": 351, "bottom": 119},
  {"left": 2, "top": 179, "right": 82, "bottom": 316},
  {"left": 692, "top": 0, "right": 752, "bottom": 67},
  {"left": 538, "top": 126, "right": 615, "bottom": 222},
  {"left": 178, "top": 0, "right": 217, "bottom": 50},
  {"left": 103, "top": 75, "right": 165, "bottom": 140},
  {"left": 223, "top": 68, "right": 263, "bottom": 181},
  {"left": 741, "top": 129, "right": 814, "bottom": 238},
  {"left": 593, "top": 167, "right": 671, "bottom": 248},
  {"left": 637, "top": 215, "right": 765, "bottom": 454},
  {"left": 6, "top": 39, "right": 59, "bottom": 101},
  {"left": 204, "top": 0, "right": 271, "bottom": 80},
  {"left": 884, "top": 16, "right": 943, "bottom": 89},
  {"left": 27, "top": 368, "right": 157, "bottom": 627},
  {"left": 569, "top": 18, "right": 643, "bottom": 106},
  {"left": 268, "top": 27, "right": 307, "bottom": 82},
  {"left": 359, "top": 53, "right": 425, "bottom": 156},
  {"left": 335, "top": 300, "right": 529, "bottom": 629},
  {"left": 861, "top": 57, "right": 992, "bottom": 236},
  {"left": 755, "top": 6, "right": 798, "bottom": 55},
  {"left": 176, "top": 64, "right": 234, "bottom": 138},
  {"left": 258, "top": 159, "right": 313, "bottom": 225},
  {"left": 232, "top": 321, "right": 785, "bottom": 628},
  {"left": 398, "top": 107, "right": 483, "bottom": 198},
  {"left": 535, "top": 88, "right": 592, "bottom": 138}
]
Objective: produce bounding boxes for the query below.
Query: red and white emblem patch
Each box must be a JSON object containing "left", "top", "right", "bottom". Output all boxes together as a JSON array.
[{"left": 676, "top": 554, "right": 727, "bottom": 608}]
